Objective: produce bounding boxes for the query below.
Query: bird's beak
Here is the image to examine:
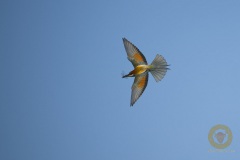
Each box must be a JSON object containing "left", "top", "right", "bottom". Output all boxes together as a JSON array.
[{"left": 122, "top": 75, "right": 128, "bottom": 78}]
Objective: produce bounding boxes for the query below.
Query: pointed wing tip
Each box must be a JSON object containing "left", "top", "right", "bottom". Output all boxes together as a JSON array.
[{"left": 130, "top": 97, "right": 137, "bottom": 107}]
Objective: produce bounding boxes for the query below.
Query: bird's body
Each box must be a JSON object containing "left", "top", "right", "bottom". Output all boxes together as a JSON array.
[
  {"left": 122, "top": 38, "right": 169, "bottom": 106},
  {"left": 123, "top": 65, "right": 150, "bottom": 78}
]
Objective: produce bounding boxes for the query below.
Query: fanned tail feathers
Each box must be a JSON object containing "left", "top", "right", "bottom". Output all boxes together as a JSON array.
[{"left": 150, "top": 54, "right": 169, "bottom": 82}]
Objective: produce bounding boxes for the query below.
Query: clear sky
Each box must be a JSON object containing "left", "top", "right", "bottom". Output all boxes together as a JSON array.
[{"left": 1, "top": 0, "right": 240, "bottom": 159}]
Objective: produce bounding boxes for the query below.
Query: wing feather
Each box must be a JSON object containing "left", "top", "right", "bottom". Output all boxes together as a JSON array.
[
  {"left": 130, "top": 72, "right": 148, "bottom": 106},
  {"left": 123, "top": 38, "right": 148, "bottom": 67}
]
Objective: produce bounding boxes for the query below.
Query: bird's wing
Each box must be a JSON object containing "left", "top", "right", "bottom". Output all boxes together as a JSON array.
[
  {"left": 123, "top": 38, "right": 148, "bottom": 67},
  {"left": 130, "top": 72, "right": 148, "bottom": 106}
]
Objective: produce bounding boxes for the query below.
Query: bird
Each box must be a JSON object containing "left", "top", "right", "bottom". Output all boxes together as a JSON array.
[{"left": 122, "top": 38, "right": 169, "bottom": 106}]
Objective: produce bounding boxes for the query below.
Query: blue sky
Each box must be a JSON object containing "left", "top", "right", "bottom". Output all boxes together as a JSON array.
[{"left": 1, "top": 0, "right": 240, "bottom": 159}]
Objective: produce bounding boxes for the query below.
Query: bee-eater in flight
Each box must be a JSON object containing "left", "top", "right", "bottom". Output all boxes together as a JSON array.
[{"left": 122, "top": 38, "right": 169, "bottom": 106}]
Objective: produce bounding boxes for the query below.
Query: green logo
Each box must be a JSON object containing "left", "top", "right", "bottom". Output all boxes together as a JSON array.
[{"left": 208, "top": 124, "right": 233, "bottom": 149}]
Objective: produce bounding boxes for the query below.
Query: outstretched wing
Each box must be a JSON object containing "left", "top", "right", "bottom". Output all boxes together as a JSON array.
[
  {"left": 123, "top": 38, "right": 148, "bottom": 67},
  {"left": 130, "top": 72, "right": 148, "bottom": 106}
]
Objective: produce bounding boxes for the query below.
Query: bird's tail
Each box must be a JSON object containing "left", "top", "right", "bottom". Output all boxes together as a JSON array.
[{"left": 149, "top": 54, "right": 169, "bottom": 82}]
